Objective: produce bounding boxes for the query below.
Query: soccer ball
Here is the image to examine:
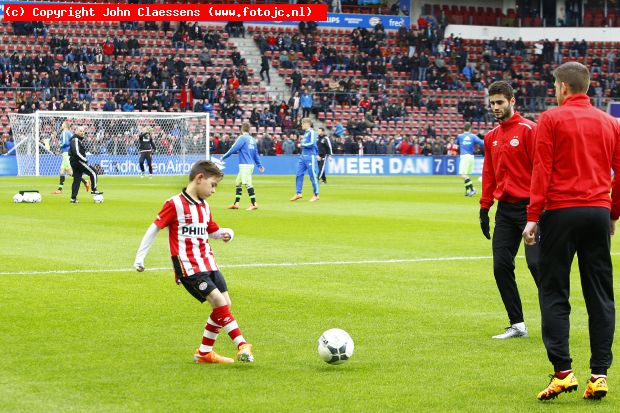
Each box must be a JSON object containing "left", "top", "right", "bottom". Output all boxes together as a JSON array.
[
  {"left": 31, "top": 193, "right": 42, "bottom": 203},
  {"left": 93, "top": 194, "right": 104, "bottom": 203},
  {"left": 317, "top": 328, "right": 354, "bottom": 364},
  {"left": 13, "top": 193, "right": 23, "bottom": 203}
]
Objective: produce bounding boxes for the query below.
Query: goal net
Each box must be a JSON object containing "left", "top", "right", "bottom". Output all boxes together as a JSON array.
[{"left": 8, "top": 111, "right": 210, "bottom": 176}]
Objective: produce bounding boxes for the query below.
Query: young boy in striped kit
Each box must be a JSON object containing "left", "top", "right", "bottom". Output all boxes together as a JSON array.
[{"left": 134, "top": 160, "right": 254, "bottom": 364}]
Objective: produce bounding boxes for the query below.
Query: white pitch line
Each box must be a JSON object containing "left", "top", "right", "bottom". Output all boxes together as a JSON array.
[
  {"left": 3, "top": 252, "right": 620, "bottom": 276},
  {"left": 0, "top": 256, "right": 494, "bottom": 276}
]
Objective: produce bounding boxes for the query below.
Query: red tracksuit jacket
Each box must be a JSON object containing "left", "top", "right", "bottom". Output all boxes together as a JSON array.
[
  {"left": 527, "top": 93, "right": 620, "bottom": 221},
  {"left": 480, "top": 112, "right": 537, "bottom": 210}
]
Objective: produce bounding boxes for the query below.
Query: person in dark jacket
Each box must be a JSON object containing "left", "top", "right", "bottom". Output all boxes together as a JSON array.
[
  {"left": 68, "top": 126, "right": 103, "bottom": 203},
  {"left": 479, "top": 81, "right": 540, "bottom": 340},
  {"left": 137, "top": 127, "right": 157, "bottom": 177},
  {"left": 524, "top": 62, "right": 620, "bottom": 401},
  {"left": 260, "top": 53, "right": 270, "bottom": 85},
  {"left": 316, "top": 127, "right": 333, "bottom": 184}
]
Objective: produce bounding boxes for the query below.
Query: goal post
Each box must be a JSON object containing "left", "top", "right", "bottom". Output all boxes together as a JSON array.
[{"left": 9, "top": 111, "right": 210, "bottom": 176}]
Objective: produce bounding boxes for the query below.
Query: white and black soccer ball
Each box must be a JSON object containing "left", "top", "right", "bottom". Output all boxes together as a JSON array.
[
  {"left": 31, "top": 193, "right": 42, "bottom": 203},
  {"left": 317, "top": 328, "right": 354, "bottom": 364},
  {"left": 93, "top": 194, "right": 104, "bottom": 204},
  {"left": 13, "top": 193, "right": 23, "bottom": 203}
]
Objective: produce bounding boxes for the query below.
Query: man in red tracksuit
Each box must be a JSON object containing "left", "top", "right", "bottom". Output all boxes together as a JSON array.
[
  {"left": 523, "top": 62, "right": 620, "bottom": 401},
  {"left": 479, "top": 81, "right": 540, "bottom": 340}
]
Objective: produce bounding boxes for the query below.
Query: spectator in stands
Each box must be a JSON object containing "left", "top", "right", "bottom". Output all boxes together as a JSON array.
[
  {"left": 260, "top": 53, "right": 270, "bottom": 85},
  {"left": 33, "top": 22, "right": 48, "bottom": 41},
  {"left": 421, "top": 141, "right": 433, "bottom": 156},
  {"left": 333, "top": 123, "right": 344, "bottom": 138},
  {"left": 249, "top": 108, "right": 260, "bottom": 127},
  {"left": 283, "top": 136, "right": 295, "bottom": 155},
  {"left": 202, "top": 99, "right": 214, "bottom": 116},
  {"left": 199, "top": 49, "right": 212, "bottom": 70},
  {"left": 259, "top": 107, "right": 275, "bottom": 128},
  {"left": 446, "top": 137, "right": 458, "bottom": 156},
  {"left": 127, "top": 36, "right": 141, "bottom": 57},
  {"left": 300, "top": 90, "right": 313, "bottom": 118},
  {"left": 102, "top": 39, "right": 114, "bottom": 63},
  {"left": 592, "top": 57, "right": 602, "bottom": 75},
  {"left": 462, "top": 63, "right": 476, "bottom": 81},
  {"left": 534, "top": 80, "right": 548, "bottom": 111},
  {"left": 4, "top": 136, "right": 15, "bottom": 155},
  {"left": 358, "top": 96, "right": 371, "bottom": 113},
  {"left": 331, "top": 0, "right": 342, "bottom": 13},
  {"left": 397, "top": 137, "right": 410, "bottom": 155},
  {"left": 291, "top": 70, "right": 302, "bottom": 94}
]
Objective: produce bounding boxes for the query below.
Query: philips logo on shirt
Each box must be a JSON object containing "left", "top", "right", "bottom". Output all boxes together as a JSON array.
[{"left": 181, "top": 224, "right": 208, "bottom": 237}]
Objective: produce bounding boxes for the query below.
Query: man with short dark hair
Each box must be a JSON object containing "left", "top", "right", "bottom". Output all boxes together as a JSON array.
[
  {"left": 523, "top": 62, "right": 620, "bottom": 401},
  {"left": 479, "top": 81, "right": 540, "bottom": 340},
  {"left": 317, "top": 127, "right": 332, "bottom": 184}
]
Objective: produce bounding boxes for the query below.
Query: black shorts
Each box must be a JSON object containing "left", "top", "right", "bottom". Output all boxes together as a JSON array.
[{"left": 179, "top": 271, "right": 228, "bottom": 303}]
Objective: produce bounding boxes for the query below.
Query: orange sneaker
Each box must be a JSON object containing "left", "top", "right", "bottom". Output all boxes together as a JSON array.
[
  {"left": 237, "top": 343, "right": 254, "bottom": 363},
  {"left": 84, "top": 181, "right": 91, "bottom": 192},
  {"left": 194, "top": 350, "right": 234, "bottom": 364},
  {"left": 309, "top": 195, "right": 320, "bottom": 202},
  {"left": 52, "top": 189, "right": 63, "bottom": 194},
  {"left": 227, "top": 204, "right": 239, "bottom": 209},
  {"left": 290, "top": 194, "right": 302, "bottom": 201},
  {"left": 246, "top": 204, "right": 258, "bottom": 211}
]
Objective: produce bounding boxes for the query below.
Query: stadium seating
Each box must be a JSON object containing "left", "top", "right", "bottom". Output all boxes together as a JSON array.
[{"left": 2, "top": 1, "right": 620, "bottom": 155}]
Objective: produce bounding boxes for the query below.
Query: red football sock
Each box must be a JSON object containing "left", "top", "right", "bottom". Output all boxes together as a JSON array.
[
  {"left": 198, "top": 317, "right": 220, "bottom": 355},
  {"left": 211, "top": 305, "right": 247, "bottom": 349},
  {"left": 555, "top": 370, "right": 572, "bottom": 379}
]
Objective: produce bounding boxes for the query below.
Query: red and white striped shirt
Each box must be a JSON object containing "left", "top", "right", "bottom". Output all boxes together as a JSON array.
[{"left": 154, "top": 189, "right": 220, "bottom": 278}]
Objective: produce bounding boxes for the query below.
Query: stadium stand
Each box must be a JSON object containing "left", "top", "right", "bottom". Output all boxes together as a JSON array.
[{"left": 1, "top": 0, "right": 620, "bottom": 156}]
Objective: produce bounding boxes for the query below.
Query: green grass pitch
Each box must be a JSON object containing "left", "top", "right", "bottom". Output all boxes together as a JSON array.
[{"left": 1, "top": 175, "right": 618, "bottom": 412}]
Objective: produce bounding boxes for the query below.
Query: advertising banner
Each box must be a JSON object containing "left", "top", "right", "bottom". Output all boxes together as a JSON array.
[{"left": 1, "top": 155, "right": 483, "bottom": 176}]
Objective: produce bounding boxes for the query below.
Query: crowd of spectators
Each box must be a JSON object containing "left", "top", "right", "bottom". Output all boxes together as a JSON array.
[{"left": 4, "top": 6, "right": 620, "bottom": 157}]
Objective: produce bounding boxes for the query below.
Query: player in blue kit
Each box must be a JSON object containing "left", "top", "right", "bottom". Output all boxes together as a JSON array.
[
  {"left": 53, "top": 121, "right": 89, "bottom": 194},
  {"left": 221, "top": 122, "right": 265, "bottom": 211},
  {"left": 290, "top": 118, "right": 320, "bottom": 202},
  {"left": 456, "top": 123, "right": 485, "bottom": 196}
]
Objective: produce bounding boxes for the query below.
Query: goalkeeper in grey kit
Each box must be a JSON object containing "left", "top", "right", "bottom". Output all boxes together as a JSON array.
[{"left": 138, "top": 127, "right": 156, "bottom": 177}]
